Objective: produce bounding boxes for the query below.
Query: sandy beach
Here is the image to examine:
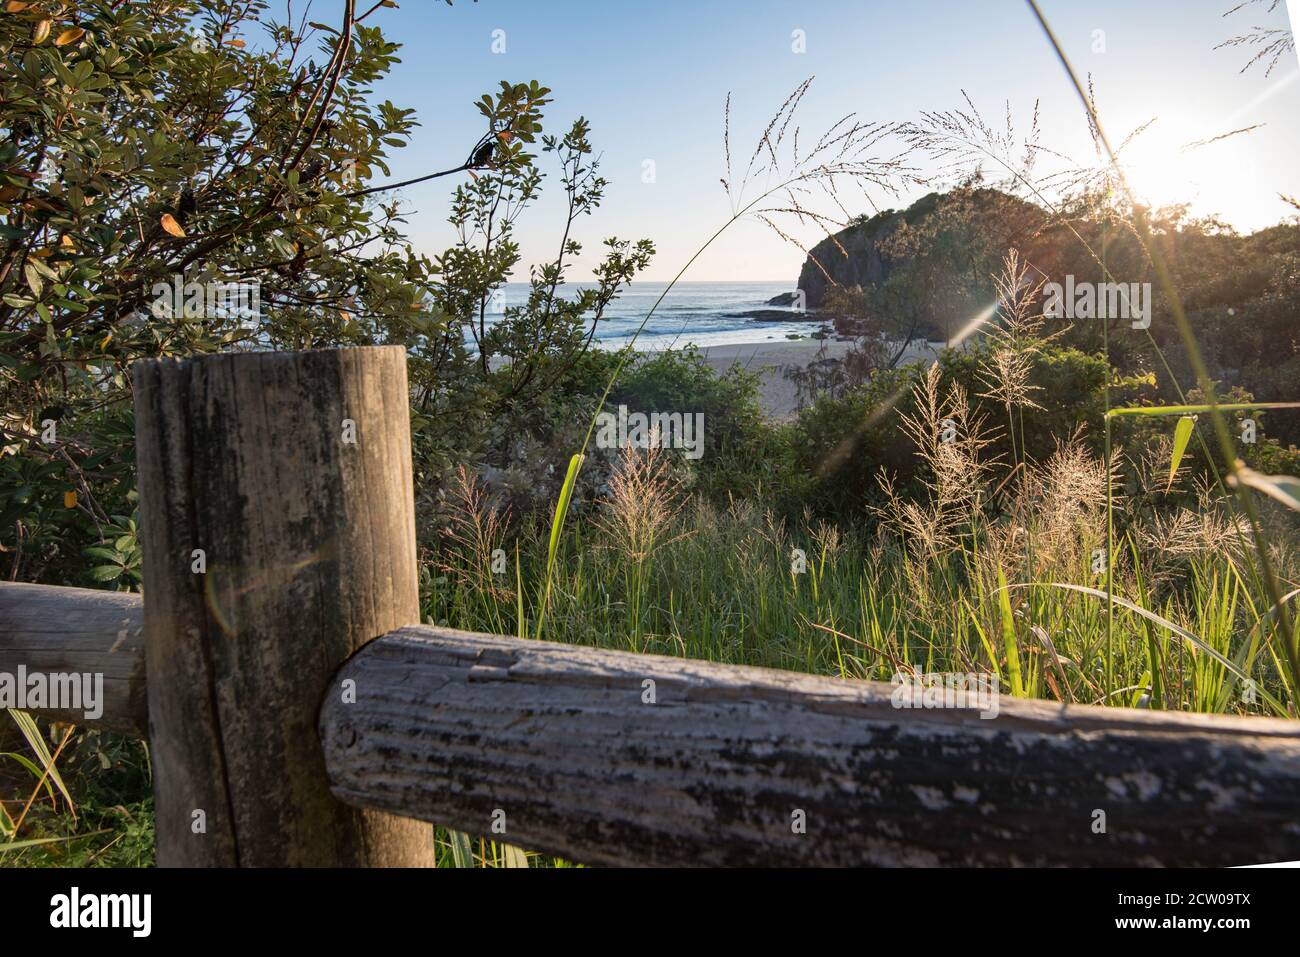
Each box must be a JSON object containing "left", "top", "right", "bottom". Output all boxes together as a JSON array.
[{"left": 662, "top": 337, "right": 953, "bottom": 419}]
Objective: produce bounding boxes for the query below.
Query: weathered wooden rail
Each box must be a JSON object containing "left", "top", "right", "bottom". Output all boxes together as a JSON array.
[
  {"left": 3, "top": 345, "right": 1300, "bottom": 867},
  {"left": 0, "top": 582, "right": 145, "bottom": 736}
]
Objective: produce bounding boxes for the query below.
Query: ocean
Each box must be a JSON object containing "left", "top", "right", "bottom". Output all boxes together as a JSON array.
[{"left": 469, "top": 281, "right": 827, "bottom": 351}]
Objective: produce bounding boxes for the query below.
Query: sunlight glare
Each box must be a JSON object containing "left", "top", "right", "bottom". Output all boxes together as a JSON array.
[{"left": 1117, "top": 117, "right": 1266, "bottom": 225}]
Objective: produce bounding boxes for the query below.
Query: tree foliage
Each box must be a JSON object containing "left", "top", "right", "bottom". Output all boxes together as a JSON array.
[{"left": 0, "top": 0, "right": 653, "bottom": 581}]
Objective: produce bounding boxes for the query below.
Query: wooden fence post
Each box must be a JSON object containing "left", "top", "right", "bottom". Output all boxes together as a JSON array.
[{"left": 133, "top": 346, "right": 434, "bottom": 867}]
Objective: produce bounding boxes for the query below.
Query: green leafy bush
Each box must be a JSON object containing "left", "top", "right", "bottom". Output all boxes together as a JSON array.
[
  {"left": 788, "top": 344, "right": 1117, "bottom": 516},
  {"left": 611, "top": 347, "right": 796, "bottom": 504}
]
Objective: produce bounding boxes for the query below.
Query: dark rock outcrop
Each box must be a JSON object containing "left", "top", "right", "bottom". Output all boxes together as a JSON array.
[
  {"left": 790, "top": 190, "right": 1045, "bottom": 308},
  {"left": 796, "top": 207, "right": 914, "bottom": 308},
  {"left": 728, "top": 309, "right": 824, "bottom": 323}
]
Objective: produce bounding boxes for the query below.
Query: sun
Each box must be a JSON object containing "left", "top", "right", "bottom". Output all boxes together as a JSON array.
[{"left": 1114, "top": 117, "right": 1263, "bottom": 224}]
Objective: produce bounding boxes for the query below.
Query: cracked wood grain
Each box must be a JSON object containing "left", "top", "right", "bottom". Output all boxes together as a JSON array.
[
  {"left": 322, "top": 624, "right": 1300, "bottom": 867},
  {"left": 134, "top": 346, "right": 433, "bottom": 867},
  {"left": 0, "top": 582, "right": 146, "bottom": 736}
]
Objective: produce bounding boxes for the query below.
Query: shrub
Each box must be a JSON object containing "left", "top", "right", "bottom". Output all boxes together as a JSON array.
[
  {"left": 788, "top": 344, "right": 1118, "bottom": 517},
  {"left": 610, "top": 347, "right": 797, "bottom": 505}
]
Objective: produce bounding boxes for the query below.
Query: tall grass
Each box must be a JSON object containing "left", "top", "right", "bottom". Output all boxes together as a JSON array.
[
  {"left": 426, "top": 504, "right": 1296, "bottom": 716},
  {"left": 425, "top": 420, "right": 1299, "bottom": 716},
  {"left": 1023, "top": 0, "right": 1300, "bottom": 703}
]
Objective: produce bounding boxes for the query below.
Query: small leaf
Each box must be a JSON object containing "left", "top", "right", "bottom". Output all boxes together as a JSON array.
[
  {"left": 63, "top": 489, "right": 77, "bottom": 508},
  {"left": 160, "top": 213, "right": 186, "bottom": 238},
  {"left": 6, "top": 1, "right": 31, "bottom": 11},
  {"left": 225, "top": 38, "right": 245, "bottom": 48},
  {"left": 32, "top": 18, "right": 50, "bottom": 43},
  {"left": 22, "top": 262, "right": 42, "bottom": 296},
  {"left": 54, "top": 26, "right": 86, "bottom": 46},
  {"left": 1167, "top": 415, "right": 1195, "bottom": 490},
  {"left": 89, "top": 564, "right": 124, "bottom": 582}
]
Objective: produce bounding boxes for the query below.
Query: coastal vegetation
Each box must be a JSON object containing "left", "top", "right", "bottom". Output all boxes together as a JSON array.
[{"left": 2, "top": 0, "right": 1298, "bottom": 867}]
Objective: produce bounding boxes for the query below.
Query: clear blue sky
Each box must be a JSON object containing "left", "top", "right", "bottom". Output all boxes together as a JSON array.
[{"left": 328, "top": 0, "right": 1299, "bottom": 281}]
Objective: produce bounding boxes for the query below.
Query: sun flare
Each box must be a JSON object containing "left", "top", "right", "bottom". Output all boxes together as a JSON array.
[{"left": 1116, "top": 116, "right": 1266, "bottom": 222}]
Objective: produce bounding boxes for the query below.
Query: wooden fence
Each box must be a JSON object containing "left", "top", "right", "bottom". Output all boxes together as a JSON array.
[{"left": 3, "top": 346, "right": 1300, "bottom": 867}]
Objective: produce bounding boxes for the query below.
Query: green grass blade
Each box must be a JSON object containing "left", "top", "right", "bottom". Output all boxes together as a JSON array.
[
  {"left": 1167, "top": 415, "right": 1195, "bottom": 490},
  {"left": 8, "top": 711, "right": 74, "bottom": 812},
  {"left": 515, "top": 542, "right": 526, "bottom": 639},
  {"left": 1005, "top": 582, "right": 1253, "bottom": 685},
  {"left": 1107, "top": 402, "right": 1300, "bottom": 419},
  {"left": 535, "top": 452, "right": 584, "bottom": 640},
  {"left": 0, "top": 830, "right": 113, "bottom": 853},
  {"left": 0, "top": 751, "right": 55, "bottom": 801},
  {"left": 1128, "top": 538, "right": 1163, "bottom": 708},
  {"left": 502, "top": 843, "right": 530, "bottom": 868},
  {"left": 963, "top": 597, "right": 1002, "bottom": 680},
  {"left": 447, "top": 830, "right": 475, "bottom": 868},
  {"left": 995, "top": 566, "right": 1025, "bottom": 697}
]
